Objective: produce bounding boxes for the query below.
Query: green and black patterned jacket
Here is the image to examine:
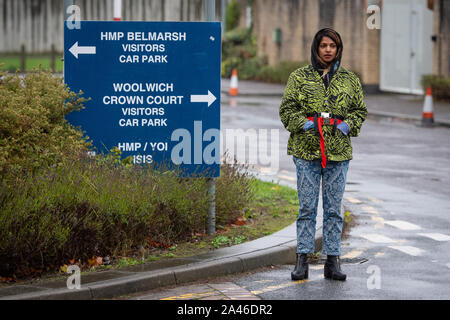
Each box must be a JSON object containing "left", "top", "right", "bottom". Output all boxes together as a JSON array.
[{"left": 279, "top": 64, "right": 367, "bottom": 161}]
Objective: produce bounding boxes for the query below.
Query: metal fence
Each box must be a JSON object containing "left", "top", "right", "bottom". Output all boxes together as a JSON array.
[{"left": 0, "top": 0, "right": 220, "bottom": 53}]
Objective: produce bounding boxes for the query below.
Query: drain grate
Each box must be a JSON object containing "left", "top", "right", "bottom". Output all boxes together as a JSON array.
[{"left": 341, "top": 257, "right": 369, "bottom": 264}]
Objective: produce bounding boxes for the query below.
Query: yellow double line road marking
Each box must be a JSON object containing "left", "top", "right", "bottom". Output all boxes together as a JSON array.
[
  {"left": 161, "top": 291, "right": 217, "bottom": 300},
  {"left": 251, "top": 278, "right": 315, "bottom": 295}
]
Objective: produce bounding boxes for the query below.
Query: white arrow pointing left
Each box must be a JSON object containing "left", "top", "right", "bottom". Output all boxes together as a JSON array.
[
  {"left": 190, "top": 90, "right": 217, "bottom": 107},
  {"left": 69, "top": 42, "right": 96, "bottom": 59}
]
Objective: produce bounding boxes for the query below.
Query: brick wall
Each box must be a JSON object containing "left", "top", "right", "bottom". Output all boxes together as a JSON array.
[
  {"left": 243, "top": 0, "right": 382, "bottom": 87},
  {"left": 433, "top": 0, "right": 450, "bottom": 77},
  {"left": 0, "top": 0, "right": 210, "bottom": 53}
]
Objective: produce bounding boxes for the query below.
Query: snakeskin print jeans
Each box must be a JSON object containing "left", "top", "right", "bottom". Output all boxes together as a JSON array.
[{"left": 293, "top": 156, "right": 349, "bottom": 256}]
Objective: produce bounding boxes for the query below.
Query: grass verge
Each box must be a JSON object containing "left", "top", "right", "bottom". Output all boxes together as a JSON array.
[
  {"left": 0, "top": 179, "right": 299, "bottom": 285},
  {"left": 80, "top": 179, "right": 298, "bottom": 271},
  {"left": 161, "top": 179, "right": 299, "bottom": 260},
  {"left": 0, "top": 55, "right": 63, "bottom": 73}
]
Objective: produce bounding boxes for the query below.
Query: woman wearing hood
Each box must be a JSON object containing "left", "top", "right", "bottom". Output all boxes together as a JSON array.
[{"left": 280, "top": 28, "right": 367, "bottom": 281}]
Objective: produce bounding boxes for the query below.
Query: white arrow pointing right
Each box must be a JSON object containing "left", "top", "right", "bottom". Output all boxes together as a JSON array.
[
  {"left": 69, "top": 42, "right": 96, "bottom": 59},
  {"left": 190, "top": 90, "right": 217, "bottom": 107}
]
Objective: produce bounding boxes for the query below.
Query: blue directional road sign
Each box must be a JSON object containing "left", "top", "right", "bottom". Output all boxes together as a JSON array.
[{"left": 64, "top": 21, "right": 221, "bottom": 177}]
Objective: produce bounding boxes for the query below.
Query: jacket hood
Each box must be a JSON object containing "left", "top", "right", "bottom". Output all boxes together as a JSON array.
[{"left": 310, "top": 28, "right": 343, "bottom": 78}]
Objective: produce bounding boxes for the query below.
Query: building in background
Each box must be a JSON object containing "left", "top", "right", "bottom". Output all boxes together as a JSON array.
[
  {"left": 0, "top": 0, "right": 228, "bottom": 54},
  {"left": 238, "top": 0, "right": 449, "bottom": 94},
  {"left": 1, "top": 0, "right": 448, "bottom": 94}
]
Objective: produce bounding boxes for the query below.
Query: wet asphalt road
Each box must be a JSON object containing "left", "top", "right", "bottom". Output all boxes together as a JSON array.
[
  {"left": 129, "top": 95, "right": 450, "bottom": 300},
  {"left": 222, "top": 95, "right": 450, "bottom": 300}
]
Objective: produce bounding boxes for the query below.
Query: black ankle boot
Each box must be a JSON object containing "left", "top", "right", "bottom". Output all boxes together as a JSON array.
[
  {"left": 324, "top": 255, "right": 346, "bottom": 281},
  {"left": 291, "top": 254, "right": 308, "bottom": 280}
]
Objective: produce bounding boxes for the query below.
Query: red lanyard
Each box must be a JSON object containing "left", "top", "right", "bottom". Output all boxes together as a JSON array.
[{"left": 307, "top": 117, "right": 342, "bottom": 168}]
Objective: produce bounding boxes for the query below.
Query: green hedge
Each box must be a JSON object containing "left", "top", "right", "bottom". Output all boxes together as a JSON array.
[
  {"left": 0, "top": 153, "right": 252, "bottom": 278},
  {"left": 0, "top": 68, "right": 90, "bottom": 175},
  {"left": 221, "top": 27, "right": 308, "bottom": 83},
  {"left": 0, "top": 70, "right": 253, "bottom": 278},
  {"left": 255, "top": 61, "right": 308, "bottom": 84},
  {"left": 222, "top": 27, "right": 261, "bottom": 80},
  {"left": 421, "top": 75, "right": 450, "bottom": 101},
  {"left": 225, "top": 0, "right": 240, "bottom": 32}
]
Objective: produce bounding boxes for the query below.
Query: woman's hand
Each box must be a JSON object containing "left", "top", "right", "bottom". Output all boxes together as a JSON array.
[
  {"left": 337, "top": 121, "right": 350, "bottom": 135},
  {"left": 303, "top": 120, "right": 315, "bottom": 131}
]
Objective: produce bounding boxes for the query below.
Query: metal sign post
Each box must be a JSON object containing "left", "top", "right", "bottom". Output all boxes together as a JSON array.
[
  {"left": 205, "top": 0, "right": 216, "bottom": 235},
  {"left": 63, "top": 1, "right": 221, "bottom": 235}
]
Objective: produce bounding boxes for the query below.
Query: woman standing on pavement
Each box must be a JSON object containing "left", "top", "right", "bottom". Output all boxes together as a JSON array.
[{"left": 279, "top": 28, "right": 367, "bottom": 281}]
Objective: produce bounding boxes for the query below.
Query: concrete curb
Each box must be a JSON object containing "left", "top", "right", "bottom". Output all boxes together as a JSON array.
[
  {"left": 367, "top": 110, "right": 450, "bottom": 128},
  {"left": 0, "top": 169, "right": 332, "bottom": 301},
  {"left": 1, "top": 223, "right": 326, "bottom": 300},
  {"left": 1, "top": 241, "right": 303, "bottom": 300}
]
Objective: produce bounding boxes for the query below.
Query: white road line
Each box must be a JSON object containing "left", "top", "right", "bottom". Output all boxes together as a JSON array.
[
  {"left": 388, "top": 246, "right": 424, "bottom": 257},
  {"left": 360, "top": 233, "right": 396, "bottom": 243},
  {"left": 341, "top": 250, "right": 363, "bottom": 259},
  {"left": 253, "top": 280, "right": 274, "bottom": 284},
  {"left": 257, "top": 167, "right": 278, "bottom": 175},
  {"left": 362, "top": 206, "right": 379, "bottom": 214},
  {"left": 371, "top": 216, "right": 385, "bottom": 229},
  {"left": 447, "top": 263, "right": 450, "bottom": 269},
  {"left": 278, "top": 174, "right": 297, "bottom": 182},
  {"left": 418, "top": 233, "right": 450, "bottom": 241},
  {"left": 384, "top": 220, "right": 421, "bottom": 231},
  {"left": 309, "top": 265, "right": 324, "bottom": 270},
  {"left": 345, "top": 196, "right": 362, "bottom": 204},
  {"left": 368, "top": 196, "right": 383, "bottom": 203}
]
